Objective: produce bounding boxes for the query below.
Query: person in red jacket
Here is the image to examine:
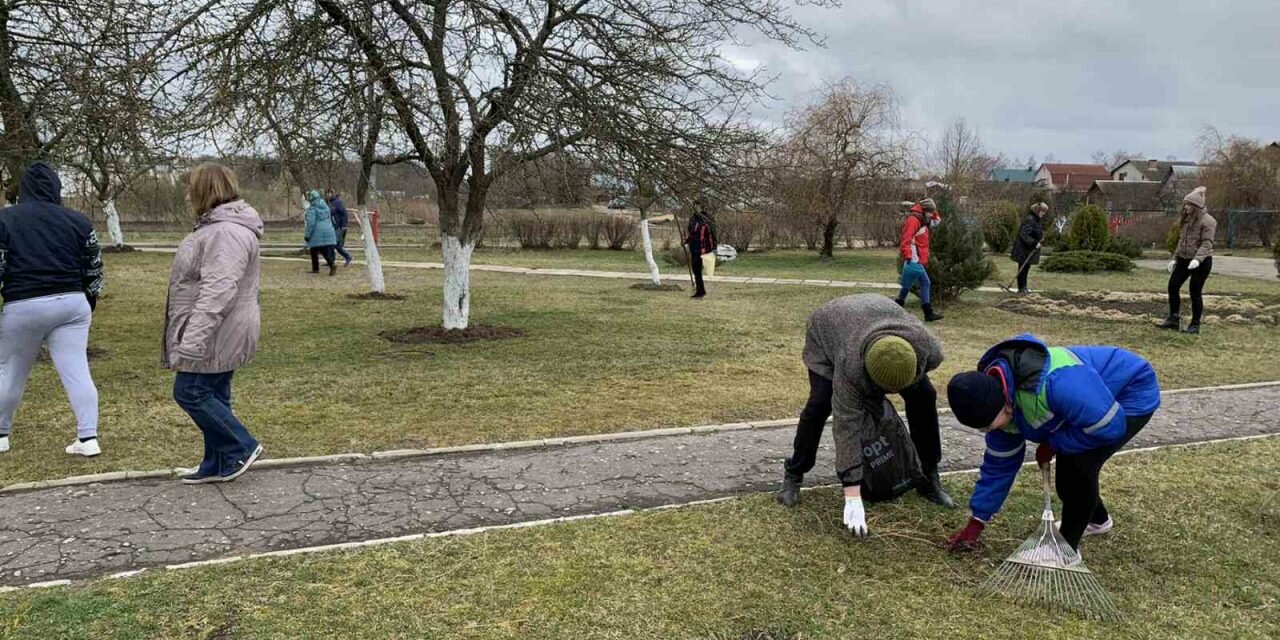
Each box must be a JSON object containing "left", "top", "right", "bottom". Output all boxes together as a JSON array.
[{"left": 896, "top": 198, "right": 942, "bottom": 322}]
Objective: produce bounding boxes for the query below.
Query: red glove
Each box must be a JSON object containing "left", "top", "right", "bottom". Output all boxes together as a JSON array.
[
  {"left": 946, "top": 518, "right": 986, "bottom": 552},
  {"left": 1035, "top": 442, "right": 1055, "bottom": 466}
]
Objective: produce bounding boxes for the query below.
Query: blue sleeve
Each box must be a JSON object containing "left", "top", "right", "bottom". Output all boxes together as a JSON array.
[
  {"left": 1046, "top": 366, "right": 1127, "bottom": 454},
  {"left": 304, "top": 206, "right": 315, "bottom": 237},
  {"left": 969, "top": 428, "right": 1026, "bottom": 522}
]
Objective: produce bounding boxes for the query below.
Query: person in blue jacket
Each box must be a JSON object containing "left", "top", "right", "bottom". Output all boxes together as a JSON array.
[
  {"left": 303, "top": 189, "right": 338, "bottom": 275},
  {"left": 943, "top": 334, "right": 1161, "bottom": 551}
]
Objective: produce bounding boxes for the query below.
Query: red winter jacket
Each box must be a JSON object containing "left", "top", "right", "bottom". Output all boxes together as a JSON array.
[{"left": 899, "top": 205, "right": 939, "bottom": 265}]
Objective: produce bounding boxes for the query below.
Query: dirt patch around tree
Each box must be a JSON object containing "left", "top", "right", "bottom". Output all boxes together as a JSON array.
[
  {"left": 101, "top": 245, "right": 137, "bottom": 254},
  {"left": 380, "top": 325, "right": 527, "bottom": 345},
  {"left": 347, "top": 292, "right": 407, "bottom": 301},
  {"left": 999, "top": 291, "right": 1280, "bottom": 326},
  {"left": 629, "top": 283, "right": 684, "bottom": 292}
]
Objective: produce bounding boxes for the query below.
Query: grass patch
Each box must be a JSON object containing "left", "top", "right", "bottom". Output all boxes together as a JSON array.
[
  {"left": 3, "top": 439, "right": 1277, "bottom": 638},
  {"left": 1, "top": 252, "right": 1278, "bottom": 486}
]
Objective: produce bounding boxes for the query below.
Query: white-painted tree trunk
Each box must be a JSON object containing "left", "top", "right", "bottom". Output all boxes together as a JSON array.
[
  {"left": 103, "top": 198, "right": 125, "bottom": 247},
  {"left": 441, "top": 233, "right": 475, "bottom": 330},
  {"left": 640, "top": 219, "right": 661, "bottom": 285},
  {"left": 354, "top": 210, "right": 385, "bottom": 294}
]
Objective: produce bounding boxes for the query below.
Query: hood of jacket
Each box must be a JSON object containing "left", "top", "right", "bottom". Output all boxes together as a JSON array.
[
  {"left": 198, "top": 199, "right": 264, "bottom": 238},
  {"left": 306, "top": 189, "right": 326, "bottom": 205},
  {"left": 18, "top": 162, "right": 63, "bottom": 206}
]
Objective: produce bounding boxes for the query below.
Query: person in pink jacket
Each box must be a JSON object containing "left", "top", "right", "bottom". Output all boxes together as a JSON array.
[{"left": 164, "top": 163, "right": 265, "bottom": 484}]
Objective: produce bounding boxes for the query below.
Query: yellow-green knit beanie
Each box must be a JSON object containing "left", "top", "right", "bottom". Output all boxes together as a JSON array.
[{"left": 865, "top": 336, "right": 918, "bottom": 392}]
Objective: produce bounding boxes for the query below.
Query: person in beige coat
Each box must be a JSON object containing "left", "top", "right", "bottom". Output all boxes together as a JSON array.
[
  {"left": 1158, "top": 186, "right": 1215, "bottom": 335},
  {"left": 165, "top": 163, "right": 265, "bottom": 484}
]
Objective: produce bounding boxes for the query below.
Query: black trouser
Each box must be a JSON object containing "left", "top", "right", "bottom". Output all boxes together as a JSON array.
[
  {"left": 335, "top": 228, "right": 352, "bottom": 263},
  {"left": 1056, "top": 412, "right": 1153, "bottom": 549},
  {"left": 310, "top": 246, "right": 336, "bottom": 271},
  {"left": 1168, "top": 257, "right": 1212, "bottom": 325},
  {"left": 784, "top": 370, "right": 942, "bottom": 481},
  {"left": 690, "top": 250, "right": 707, "bottom": 296},
  {"left": 1016, "top": 259, "right": 1032, "bottom": 291}
]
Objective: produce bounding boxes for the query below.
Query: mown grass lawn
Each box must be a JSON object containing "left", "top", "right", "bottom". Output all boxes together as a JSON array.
[
  {"left": 1, "top": 251, "right": 1278, "bottom": 486},
  {"left": 3, "top": 438, "right": 1277, "bottom": 639}
]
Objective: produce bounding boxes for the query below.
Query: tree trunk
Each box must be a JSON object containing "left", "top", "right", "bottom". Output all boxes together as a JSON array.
[
  {"left": 353, "top": 210, "right": 385, "bottom": 294},
  {"left": 102, "top": 198, "right": 125, "bottom": 247},
  {"left": 441, "top": 233, "right": 474, "bottom": 329},
  {"left": 640, "top": 218, "right": 660, "bottom": 285},
  {"left": 820, "top": 216, "right": 838, "bottom": 258}
]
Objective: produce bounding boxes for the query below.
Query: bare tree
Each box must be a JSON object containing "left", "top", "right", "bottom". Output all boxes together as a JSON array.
[
  {"left": 1197, "top": 126, "right": 1280, "bottom": 247},
  {"left": 932, "top": 118, "right": 1001, "bottom": 195},
  {"left": 773, "top": 79, "right": 913, "bottom": 258},
  {"left": 1090, "top": 149, "right": 1143, "bottom": 172},
  {"left": 188, "top": 0, "right": 826, "bottom": 329}
]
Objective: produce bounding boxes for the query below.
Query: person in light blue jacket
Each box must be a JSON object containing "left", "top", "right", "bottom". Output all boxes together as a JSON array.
[
  {"left": 303, "top": 189, "right": 338, "bottom": 275},
  {"left": 942, "top": 334, "right": 1161, "bottom": 551}
]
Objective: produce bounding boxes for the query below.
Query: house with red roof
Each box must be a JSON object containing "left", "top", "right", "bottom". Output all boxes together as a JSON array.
[{"left": 1032, "top": 163, "right": 1111, "bottom": 193}]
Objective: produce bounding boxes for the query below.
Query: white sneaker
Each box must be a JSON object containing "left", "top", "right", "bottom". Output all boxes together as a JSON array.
[
  {"left": 1084, "top": 517, "right": 1114, "bottom": 536},
  {"left": 0, "top": 436, "right": 9, "bottom": 453},
  {"left": 66, "top": 439, "right": 101, "bottom": 457}
]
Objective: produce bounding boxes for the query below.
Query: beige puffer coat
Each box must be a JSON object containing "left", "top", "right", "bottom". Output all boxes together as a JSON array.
[
  {"left": 1175, "top": 208, "right": 1216, "bottom": 261},
  {"left": 162, "top": 200, "right": 263, "bottom": 373}
]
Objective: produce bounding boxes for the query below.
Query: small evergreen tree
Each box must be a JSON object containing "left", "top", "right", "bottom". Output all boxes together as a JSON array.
[
  {"left": 982, "top": 201, "right": 1021, "bottom": 254},
  {"left": 1166, "top": 222, "right": 1181, "bottom": 255},
  {"left": 927, "top": 191, "right": 996, "bottom": 302},
  {"left": 1068, "top": 204, "right": 1111, "bottom": 251}
]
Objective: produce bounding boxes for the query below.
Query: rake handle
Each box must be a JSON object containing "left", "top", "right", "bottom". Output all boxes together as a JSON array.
[{"left": 1040, "top": 462, "right": 1054, "bottom": 520}]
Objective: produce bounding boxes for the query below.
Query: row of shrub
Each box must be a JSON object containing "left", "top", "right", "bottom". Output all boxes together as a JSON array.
[{"left": 495, "top": 211, "right": 637, "bottom": 250}]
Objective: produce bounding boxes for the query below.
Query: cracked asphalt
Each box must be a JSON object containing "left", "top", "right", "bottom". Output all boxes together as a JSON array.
[{"left": 1, "top": 386, "right": 1276, "bottom": 586}]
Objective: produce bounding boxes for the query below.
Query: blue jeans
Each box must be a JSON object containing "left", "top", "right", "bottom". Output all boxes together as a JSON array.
[
  {"left": 898, "top": 262, "right": 932, "bottom": 305},
  {"left": 173, "top": 372, "right": 259, "bottom": 477},
  {"left": 335, "top": 227, "right": 353, "bottom": 263}
]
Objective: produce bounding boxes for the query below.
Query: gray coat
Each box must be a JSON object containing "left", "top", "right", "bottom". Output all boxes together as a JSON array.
[
  {"left": 802, "top": 294, "right": 944, "bottom": 483},
  {"left": 163, "top": 200, "right": 264, "bottom": 374}
]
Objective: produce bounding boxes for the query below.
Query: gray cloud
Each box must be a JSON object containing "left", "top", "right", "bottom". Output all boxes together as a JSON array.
[{"left": 728, "top": 0, "right": 1280, "bottom": 165}]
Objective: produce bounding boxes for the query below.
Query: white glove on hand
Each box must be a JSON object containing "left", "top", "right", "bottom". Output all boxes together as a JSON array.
[
  {"left": 1167, "top": 260, "right": 1177, "bottom": 273},
  {"left": 1188, "top": 259, "right": 1201, "bottom": 270},
  {"left": 843, "top": 496, "right": 868, "bottom": 537}
]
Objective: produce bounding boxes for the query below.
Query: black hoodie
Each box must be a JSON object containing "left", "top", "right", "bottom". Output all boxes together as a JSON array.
[{"left": 0, "top": 163, "right": 103, "bottom": 306}]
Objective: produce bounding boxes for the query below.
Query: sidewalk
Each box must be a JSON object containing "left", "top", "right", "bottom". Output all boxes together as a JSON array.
[
  {"left": 1137, "top": 255, "right": 1277, "bottom": 280},
  {"left": 1, "top": 385, "right": 1276, "bottom": 587},
  {"left": 136, "top": 247, "right": 1009, "bottom": 293}
]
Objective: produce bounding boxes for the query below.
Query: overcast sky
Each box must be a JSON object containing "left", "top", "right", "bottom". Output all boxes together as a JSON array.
[{"left": 723, "top": 0, "right": 1280, "bottom": 168}]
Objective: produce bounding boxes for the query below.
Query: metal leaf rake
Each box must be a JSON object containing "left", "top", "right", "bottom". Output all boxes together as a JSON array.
[{"left": 978, "top": 462, "right": 1122, "bottom": 621}]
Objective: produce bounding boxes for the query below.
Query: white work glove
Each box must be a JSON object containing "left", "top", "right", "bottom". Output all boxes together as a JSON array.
[
  {"left": 1167, "top": 260, "right": 1177, "bottom": 273},
  {"left": 1188, "top": 259, "right": 1201, "bottom": 270},
  {"left": 843, "top": 496, "right": 868, "bottom": 537}
]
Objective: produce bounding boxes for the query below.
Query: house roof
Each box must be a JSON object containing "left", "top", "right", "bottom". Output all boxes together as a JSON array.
[
  {"left": 1087, "top": 180, "right": 1166, "bottom": 212},
  {"left": 990, "top": 168, "right": 1036, "bottom": 183},
  {"left": 1036, "top": 163, "right": 1110, "bottom": 191},
  {"left": 1112, "top": 159, "right": 1199, "bottom": 182}
]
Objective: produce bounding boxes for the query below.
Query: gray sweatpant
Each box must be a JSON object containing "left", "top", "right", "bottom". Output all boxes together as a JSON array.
[{"left": 0, "top": 293, "right": 99, "bottom": 439}]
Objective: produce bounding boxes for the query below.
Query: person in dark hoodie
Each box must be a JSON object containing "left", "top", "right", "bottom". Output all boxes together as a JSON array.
[
  {"left": 165, "top": 163, "right": 265, "bottom": 484},
  {"left": 684, "top": 208, "right": 716, "bottom": 299},
  {"left": 326, "top": 189, "right": 353, "bottom": 267},
  {"left": 0, "top": 163, "right": 103, "bottom": 457},
  {"left": 1010, "top": 201, "right": 1048, "bottom": 294},
  {"left": 944, "top": 334, "right": 1161, "bottom": 552},
  {"left": 776, "top": 294, "right": 956, "bottom": 537}
]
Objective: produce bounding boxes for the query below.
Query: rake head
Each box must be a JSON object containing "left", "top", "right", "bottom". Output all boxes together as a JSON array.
[{"left": 978, "top": 464, "right": 1122, "bottom": 621}]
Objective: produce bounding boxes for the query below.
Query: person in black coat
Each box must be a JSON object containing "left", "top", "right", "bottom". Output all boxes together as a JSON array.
[
  {"left": 325, "top": 190, "right": 353, "bottom": 267},
  {"left": 684, "top": 209, "right": 716, "bottom": 299},
  {"left": 1010, "top": 201, "right": 1047, "bottom": 294}
]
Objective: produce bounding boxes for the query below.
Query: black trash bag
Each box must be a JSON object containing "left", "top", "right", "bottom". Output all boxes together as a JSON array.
[{"left": 860, "top": 398, "right": 925, "bottom": 503}]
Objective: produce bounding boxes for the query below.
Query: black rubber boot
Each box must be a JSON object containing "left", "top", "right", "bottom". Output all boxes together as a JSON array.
[
  {"left": 916, "top": 472, "right": 956, "bottom": 509},
  {"left": 776, "top": 470, "right": 802, "bottom": 508},
  {"left": 894, "top": 298, "right": 905, "bottom": 308},
  {"left": 1157, "top": 315, "right": 1180, "bottom": 330},
  {"left": 1182, "top": 323, "right": 1200, "bottom": 335},
  {"left": 923, "top": 304, "right": 944, "bottom": 322}
]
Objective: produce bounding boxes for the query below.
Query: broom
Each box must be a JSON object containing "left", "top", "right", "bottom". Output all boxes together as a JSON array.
[
  {"left": 978, "top": 462, "right": 1122, "bottom": 621},
  {"left": 998, "top": 246, "right": 1039, "bottom": 294}
]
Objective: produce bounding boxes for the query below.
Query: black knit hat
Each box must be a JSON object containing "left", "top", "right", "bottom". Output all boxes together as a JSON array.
[{"left": 947, "top": 372, "right": 1007, "bottom": 429}]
